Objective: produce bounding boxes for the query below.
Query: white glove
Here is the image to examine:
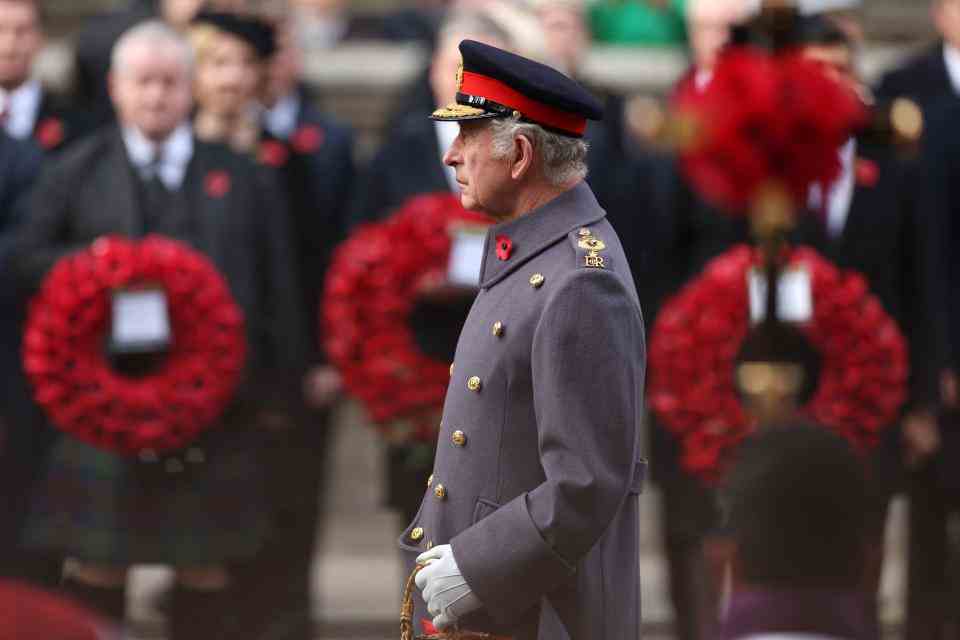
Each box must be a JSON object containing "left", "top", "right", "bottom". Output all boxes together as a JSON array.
[{"left": 415, "top": 544, "right": 483, "bottom": 630}]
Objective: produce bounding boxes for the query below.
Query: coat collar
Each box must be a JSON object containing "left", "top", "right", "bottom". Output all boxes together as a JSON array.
[{"left": 479, "top": 181, "right": 605, "bottom": 289}]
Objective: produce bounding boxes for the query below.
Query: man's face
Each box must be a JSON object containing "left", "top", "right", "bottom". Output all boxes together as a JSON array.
[
  {"left": 264, "top": 24, "right": 301, "bottom": 107},
  {"left": 539, "top": 5, "right": 590, "bottom": 76},
  {"left": 194, "top": 33, "right": 262, "bottom": 117},
  {"left": 935, "top": 0, "right": 960, "bottom": 50},
  {"left": 801, "top": 43, "right": 859, "bottom": 97},
  {"left": 110, "top": 41, "right": 192, "bottom": 141},
  {"left": 443, "top": 119, "right": 514, "bottom": 217},
  {"left": 0, "top": 0, "right": 41, "bottom": 90}
]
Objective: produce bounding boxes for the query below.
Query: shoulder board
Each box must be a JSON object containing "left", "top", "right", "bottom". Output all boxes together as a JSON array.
[{"left": 568, "top": 226, "right": 609, "bottom": 270}]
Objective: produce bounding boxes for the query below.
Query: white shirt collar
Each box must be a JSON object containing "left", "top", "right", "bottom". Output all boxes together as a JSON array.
[
  {"left": 122, "top": 123, "right": 194, "bottom": 191},
  {"left": 807, "top": 138, "right": 856, "bottom": 239},
  {"left": 943, "top": 43, "right": 960, "bottom": 96},
  {"left": 0, "top": 79, "right": 42, "bottom": 140},
  {"left": 434, "top": 120, "right": 461, "bottom": 193},
  {"left": 264, "top": 91, "right": 301, "bottom": 140}
]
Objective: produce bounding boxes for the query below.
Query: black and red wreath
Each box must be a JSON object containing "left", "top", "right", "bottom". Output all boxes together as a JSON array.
[
  {"left": 322, "top": 193, "right": 491, "bottom": 442},
  {"left": 22, "top": 235, "right": 246, "bottom": 456},
  {"left": 677, "top": 47, "right": 868, "bottom": 213},
  {"left": 648, "top": 245, "right": 908, "bottom": 484}
]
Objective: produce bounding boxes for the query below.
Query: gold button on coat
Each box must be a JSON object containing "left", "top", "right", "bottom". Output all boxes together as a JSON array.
[
  {"left": 492, "top": 321, "right": 504, "bottom": 337},
  {"left": 411, "top": 527, "right": 424, "bottom": 541},
  {"left": 452, "top": 430, "right": 467, "bottom": 447},
  {"left": 530, "top": 273, "right": 545, "bottom": 288},
  {"left": 467, "top": 376, "right": 482, "bottom": 392},
  {"left": 449, "top": 363, "right": 454, "bottom": 377},
  {"left": 434, "top": 484, "right": 447, "bottom": 500}
]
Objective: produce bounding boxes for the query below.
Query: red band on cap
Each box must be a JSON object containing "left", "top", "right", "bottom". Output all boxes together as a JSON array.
[{"left": 461, "top": 71, "right": 587, "bottom": 136}]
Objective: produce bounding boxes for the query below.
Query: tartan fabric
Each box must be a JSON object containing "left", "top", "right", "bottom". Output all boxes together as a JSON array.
[{"left": 23, "top": 429, "right": 268, "bottom": 566}]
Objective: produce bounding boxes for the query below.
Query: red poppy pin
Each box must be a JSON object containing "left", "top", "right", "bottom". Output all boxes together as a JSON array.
[
  {"left": 205, "top": 170, "right": 231, "bottom": 198},
  {"left": 291, "top": 124, "right": 324, "bottom": 154},
  {"left": 495, "top": 235, "right": 513, "bottom": 261},
  {"left": 855, "top": 157, "right": 879, "bottom": 188},
  {"left": 35, "top": 118, "right": 65, "bottom": 150},
  {"left": 258, "top": 140, "right": 289, "bottom": 168}
]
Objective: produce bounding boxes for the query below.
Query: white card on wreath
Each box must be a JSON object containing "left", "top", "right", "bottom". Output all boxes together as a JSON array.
[
  {"left": 111, "top": 288, "right": 172, "bottom": 351},
  {"left": 447, "top": 226, "right": 487, "bottom": 287},
  {"left": 748, "top": 267, "right": 813, "bottom": 324}
]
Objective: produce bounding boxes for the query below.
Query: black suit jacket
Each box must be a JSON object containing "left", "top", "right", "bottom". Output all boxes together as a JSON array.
[
  {"left": 349, "top": 112, "right": 451, "bottom": 226},
  {"left": 875, "top": 43, "right": 955, "bottom": 109},
  {"left": 0, "top": 133, "right": 43, "bottom": 415},
  {"left": 920, "top": 100, "right": 960, "bottom": 372},
  {"left": 262, "top": 94, "right": 355, "bottom": 359},
  {"left": 11, "top": 126, "right": 309, "bottom": 407},
  {"left": 794, "top": 143, "right": 941, "bottom": 408}
]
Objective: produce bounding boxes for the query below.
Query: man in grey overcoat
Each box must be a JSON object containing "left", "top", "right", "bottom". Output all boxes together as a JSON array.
[{"left": 401, "top": 39, "right": 647, "bottom": 640}]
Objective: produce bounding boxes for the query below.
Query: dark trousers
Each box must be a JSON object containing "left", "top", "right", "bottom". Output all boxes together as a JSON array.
[
  {"left": 906, "top": 462, "right": 960, "bottom": 640},
  {"left": 230, "top": 412, "right": 331, "bottom": 640},
  {"left": 653, "top": 425, "right": 721, "bottom": 640}
]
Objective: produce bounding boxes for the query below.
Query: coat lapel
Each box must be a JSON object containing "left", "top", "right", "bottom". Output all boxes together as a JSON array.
[
  {"left": 183, "top": 142, "right": 230, "bottom": 259},
  {"left": 99, "top": 131, "right": 142, "bottom": 237}
]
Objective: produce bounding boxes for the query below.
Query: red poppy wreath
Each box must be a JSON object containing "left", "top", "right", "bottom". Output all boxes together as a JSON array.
[
  {"left": 648, "top": 245, "right": 908, "bottom": 484},
  {"left": 322, "top": 193, "right": 490, "bottom": 442},
  {"left": 678, "top": 48, "right": 868, "bottom": 213},
  {"left": 22, "top": 236, "right": 246, "bottom": 456}
]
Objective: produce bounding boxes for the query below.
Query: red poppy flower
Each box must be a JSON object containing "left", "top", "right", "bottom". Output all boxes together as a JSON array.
[
  {"left": 258, "top": 140, "right": 290, "bottom": 167},
  {"left": 23, "top": 235, "right": 246, "bottom": 456},
  {"left": 321, "top": 193, "right": 490, "bottom": 443},
  {"left": 495, "top": 235, "right": 513, "bottom": 261},
  {"left": 291, "top": 124, "right": 324, "bottom": 154},
  {"left": 855, "top": 157, "right": 880, "bottom": 188},
  {"left": 649, "top": 245, "right": 907, "bottom": 484},
  {"left": 204, "top": 170, "right": 231, "bottom": 198},
  {"left": 35, "top": 118, "right": 65, "bottom": 150}
]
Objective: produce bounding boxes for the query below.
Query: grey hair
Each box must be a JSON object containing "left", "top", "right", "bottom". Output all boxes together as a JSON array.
[
  {"left": 489, "top": 115, "right": 589, "bottom": 186},
  {"left": 111, "top": 20, "right": 195, "bottom": 76}
]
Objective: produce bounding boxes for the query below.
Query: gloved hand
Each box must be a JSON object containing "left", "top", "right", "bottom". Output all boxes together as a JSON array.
[{"left": 415, "top": 544, "right": 483, "bottom": 630}]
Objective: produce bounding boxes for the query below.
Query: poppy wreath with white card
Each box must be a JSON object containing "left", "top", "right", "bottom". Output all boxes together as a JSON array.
[
  {"left": 322, "top": 193, "right": 490, "bottom": 443},
  {"left": 648, "top": 244, "right": 908, "bottom": 484},
  {"left": 22, "top": 235, "right": 246, "bottom": 456}
]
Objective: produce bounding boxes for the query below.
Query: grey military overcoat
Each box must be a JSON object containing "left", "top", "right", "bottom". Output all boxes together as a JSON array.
[{"left": 398, "top": 181, "right": 647, "bottom": 640}]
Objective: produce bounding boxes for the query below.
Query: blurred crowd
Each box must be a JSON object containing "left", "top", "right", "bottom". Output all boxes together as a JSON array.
[{"left": 1, "top": 0, "right": 960, "bottom": 639}]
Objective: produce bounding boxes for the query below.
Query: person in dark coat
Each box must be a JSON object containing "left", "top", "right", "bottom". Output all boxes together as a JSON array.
[
  {"left": 0, "top": 131, "right": 44, "bottom": 580},
  {"left": 223, "top": 16, "right": 356, "bottom": 640},
  {"left": 403, "top": 40, "right": 646, "bottom": 640},
  {"left": 72, "top": 0, "right": 247, "bottom": 129},
  {"left": 0, "top": 0, "right": 88, "bottom": 152},
  {"left": 716, "top": 424, "right": 875, "bottom": 640},
  {"left": 349, "top": 11, "right": 514, "bottom": 529},
  {"left": 350, "top": 10, "right": 511, "bottom": 227},
  {"left": 905, "top": 96, "right": 960, "bottom": 640},
  {"left": 874, "top": 0, "right": 960, "bottom": 108},
  {"left": 10, "top": 21, "right": 307, "bottom": 639}
]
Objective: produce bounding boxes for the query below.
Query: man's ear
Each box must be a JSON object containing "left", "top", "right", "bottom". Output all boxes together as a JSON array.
[{"left": 510, "top": 133, "right": 536, "bottom": 181}]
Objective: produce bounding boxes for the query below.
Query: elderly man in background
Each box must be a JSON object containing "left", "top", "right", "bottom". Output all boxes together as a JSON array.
[
  {"left": 11, "top": 20, "right": 305, "bottom": 639},
  {"left": 402, "top": 40, "right": 646, "bottom": 640},
  {"left": 73, "top": 0, "right": 247, "bottom": 129}
]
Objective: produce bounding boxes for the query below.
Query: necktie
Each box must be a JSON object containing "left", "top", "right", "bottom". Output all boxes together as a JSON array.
[
  {"left": 0, "top": 96, "right": 9, "bottom": 131},
  {"left": 141, "top": 149, "right": 171, "bottom": 230}
]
